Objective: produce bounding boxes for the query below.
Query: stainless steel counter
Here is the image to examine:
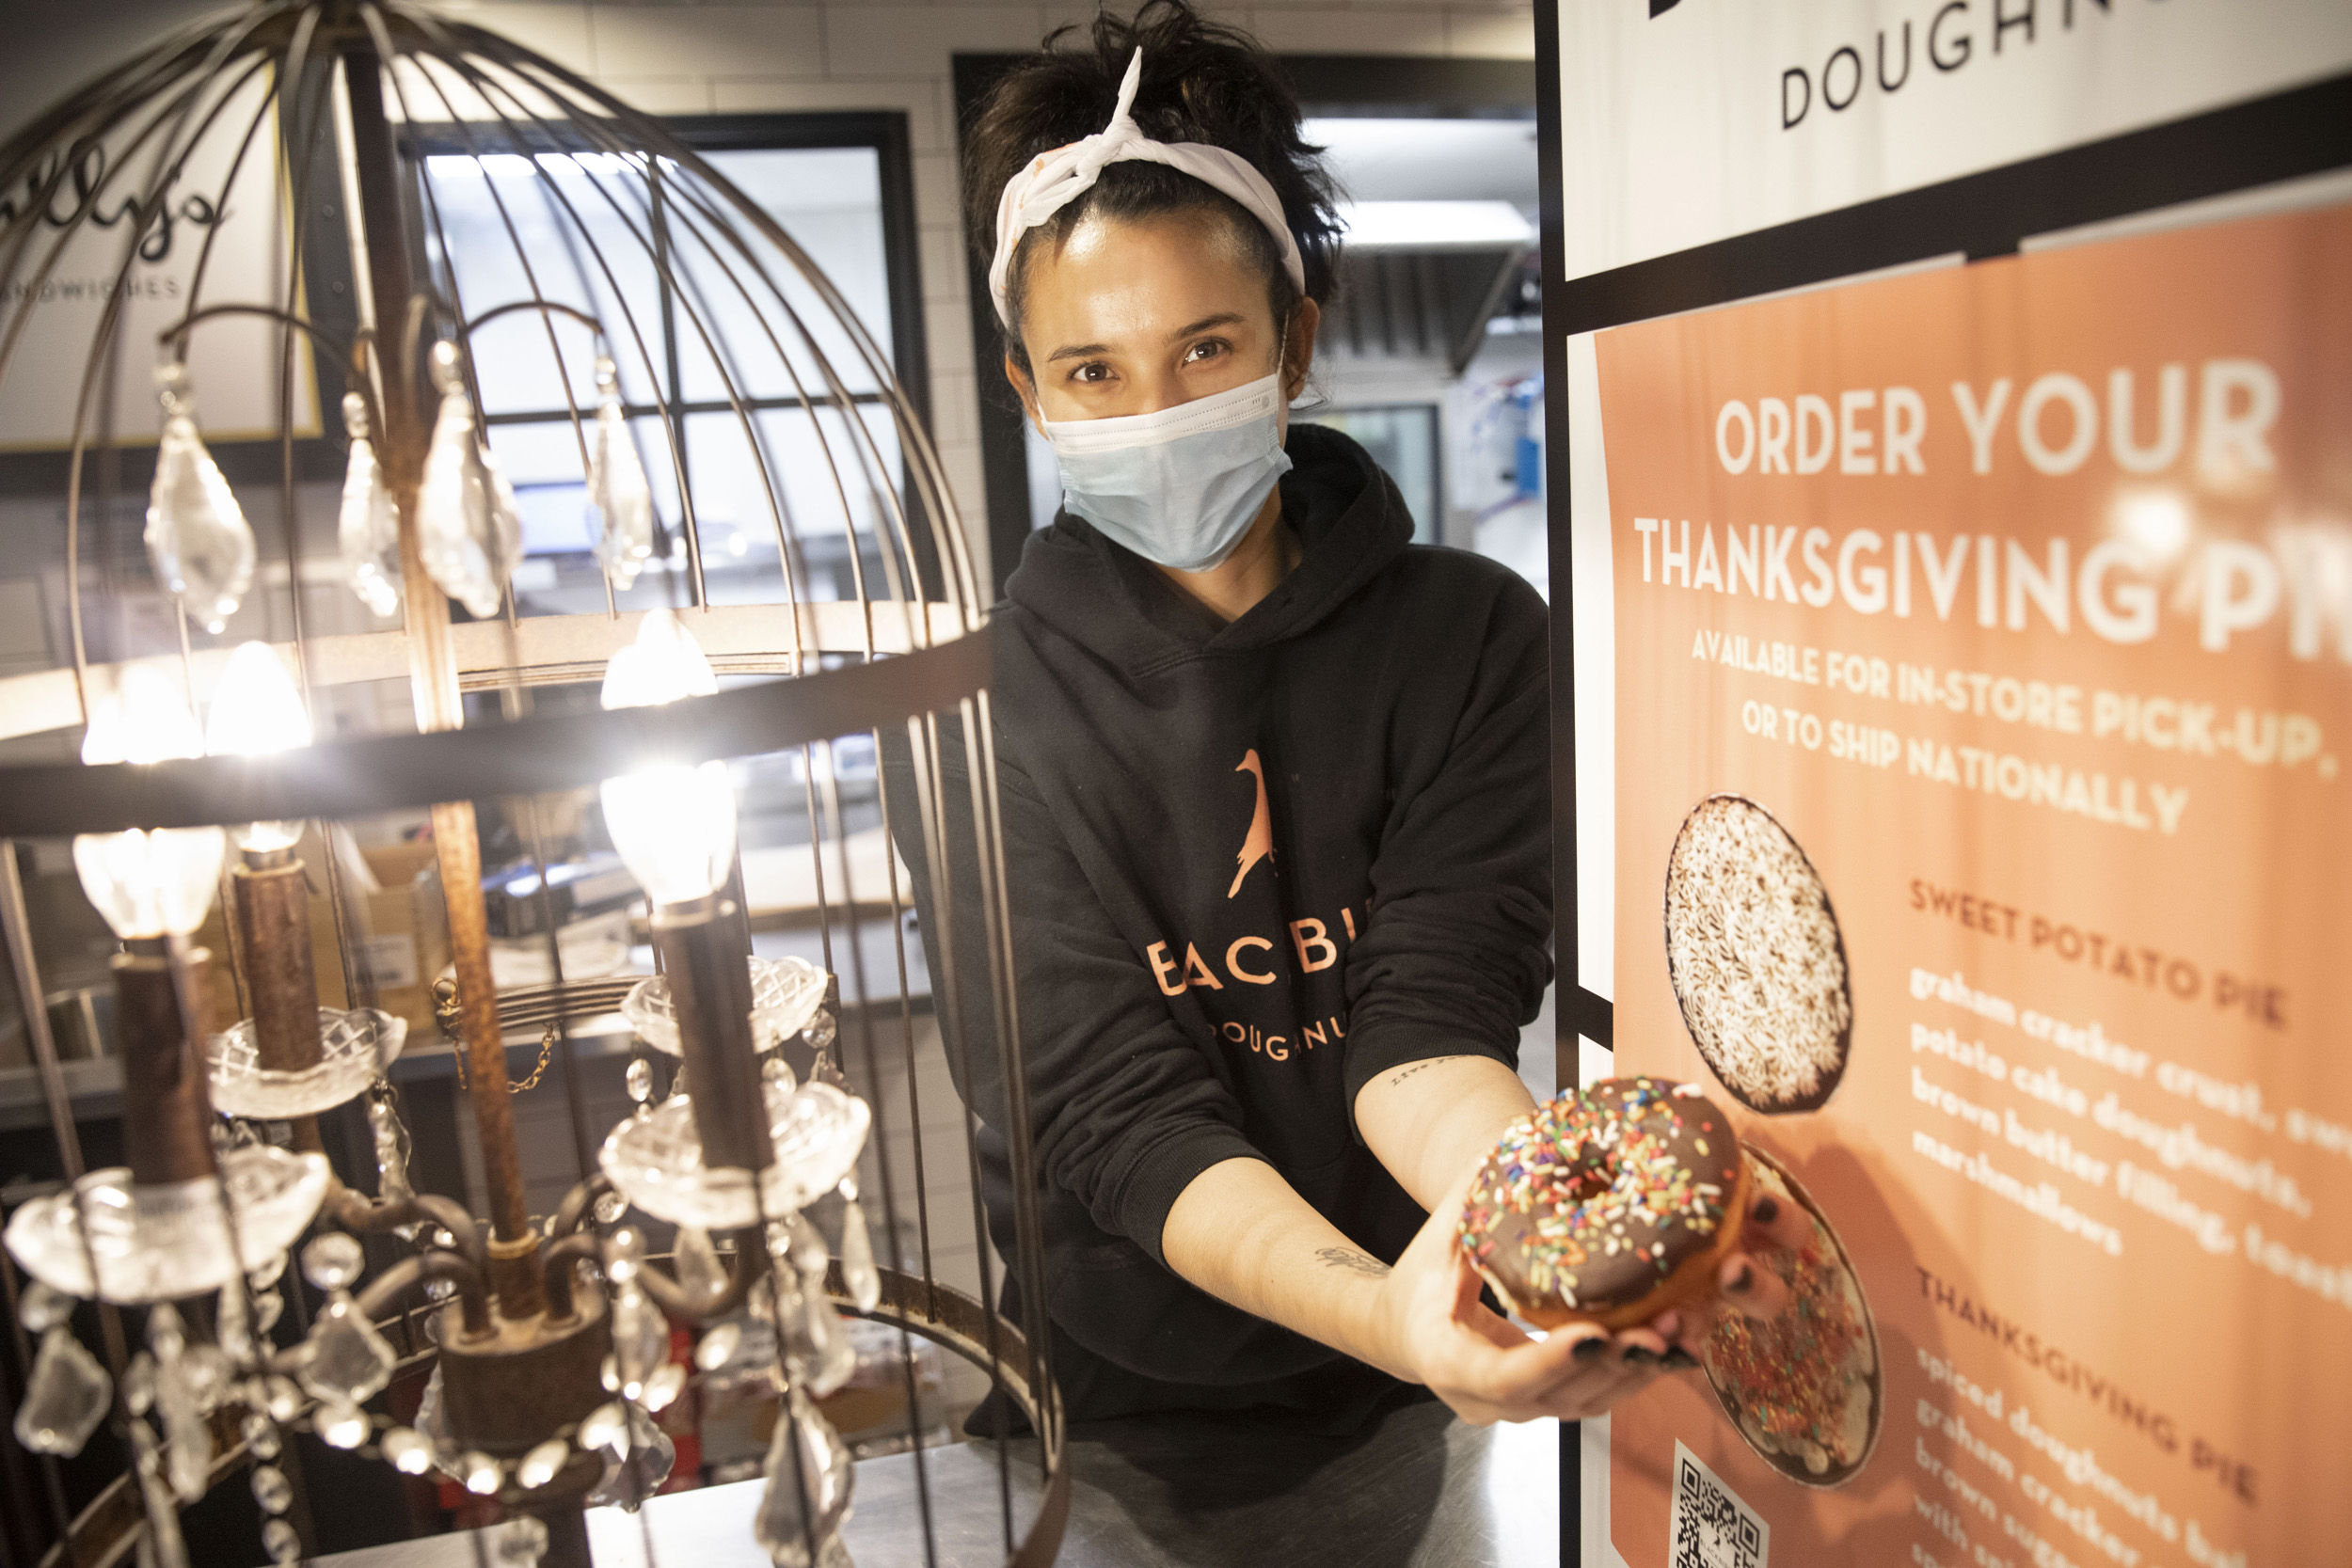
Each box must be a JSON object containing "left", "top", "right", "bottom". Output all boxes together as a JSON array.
[{"left": 311, "top": 1400, "right": 1559, "bottom": 1568}]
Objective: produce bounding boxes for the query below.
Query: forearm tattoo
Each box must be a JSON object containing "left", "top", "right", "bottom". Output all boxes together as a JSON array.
[
  {"left": 1386, "top": 1060, "right": 1439, "bottom": 1089},
  {"left": 1316, "top": 1246, "right": 1391, "bottom": 1279}
]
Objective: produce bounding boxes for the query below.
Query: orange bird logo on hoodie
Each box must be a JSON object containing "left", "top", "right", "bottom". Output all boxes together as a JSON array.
[{"left": 1229, "top": 749, "right": 1276, "bottom": 897}]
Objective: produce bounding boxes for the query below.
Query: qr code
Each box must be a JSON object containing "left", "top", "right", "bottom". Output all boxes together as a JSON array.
[{"left": 1667, "top": 1440, "right": 1769, "bottom": 1568}]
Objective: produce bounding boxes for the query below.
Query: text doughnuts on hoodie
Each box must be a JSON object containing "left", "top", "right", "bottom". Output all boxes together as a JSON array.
[{"left": 885, "top": 423, "right": 1552, "bottom": 1421}]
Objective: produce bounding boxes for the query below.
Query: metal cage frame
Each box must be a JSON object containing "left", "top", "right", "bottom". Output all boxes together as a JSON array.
[{"left": 0, "top": 5, "right": 1064, "bottom": 1566}]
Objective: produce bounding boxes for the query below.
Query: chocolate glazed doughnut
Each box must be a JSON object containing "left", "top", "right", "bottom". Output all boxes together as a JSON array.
[{"left": 1458, "top": 1077, "right": 1750, "bottom": 1330}]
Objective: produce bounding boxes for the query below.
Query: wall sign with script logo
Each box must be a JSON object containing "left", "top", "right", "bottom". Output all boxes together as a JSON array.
[{"left": 0, "top": 73, "right": 317, "bottom": 453}]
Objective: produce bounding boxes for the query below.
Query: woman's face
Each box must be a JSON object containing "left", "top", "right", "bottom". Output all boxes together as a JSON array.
[{"left": 1010, "top": 209, "right": 1316, "bottom": 426}]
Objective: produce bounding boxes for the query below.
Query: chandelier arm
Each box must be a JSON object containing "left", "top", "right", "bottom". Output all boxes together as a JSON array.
[
  {"left": 325, "top": 1183, "right": 489, "bottom": 1281},
  {"left": 377, "top": 7, "right": 707, "bottom": 615},
  {"left": 461, "top": 94, "right": 814, "bottom": 628},
  {"left": 547, "top": 1172, "right": 612, "bottom": 1242},
  {"left": 352, "top": 1248, "right": 493, "bottom": 1340},
  {"left": 424, "top": 60, "right": 641, "bottom": 626},
  {"left": 467, "top": 34, "right": 957, "bottom": 624},
  {"left": 389, "top": 52, "right": 606, "bottom": 631},
  {"left": 458, "top": 298, "right": 607, "bottom": 341},
  {"left": 634, "top": 1231, "right": 768, "bottom": 1325},
  {"left": 154, "top": 303, "right": 380, "bottom": 441},
  {"left": 36, "top": 51, "right": 282, "bottom": 698},
  {"left": 538, "top": 1231, "right": 600, "bottom": 1322}
]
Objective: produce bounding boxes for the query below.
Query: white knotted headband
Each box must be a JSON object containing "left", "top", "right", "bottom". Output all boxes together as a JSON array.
[{"left": 987, "top": 47, "right": 1307, "bottom": 328}]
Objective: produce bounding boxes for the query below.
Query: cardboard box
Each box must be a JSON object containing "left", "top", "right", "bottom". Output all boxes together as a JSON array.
[
  {"left": 348, "top": 840, "right": 453, "bottom": 1037},
  {"left": 190, "top": 834, "right": 453, "bottom": 1042}
]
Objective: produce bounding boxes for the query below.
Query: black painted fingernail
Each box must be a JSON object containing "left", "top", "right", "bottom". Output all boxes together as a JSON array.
[
  {"left": 1573, "top": 1336, "right": 1609, "bottom": 1363},
  {"left": 1752, "top": 1196, "right": 1780, "bottom": 1226},
  {"left": 1662, "top": 1348, "right": 1700, "bottom": 1370},
  {"left": 1622, "top": 1345, "right": 1658, "bottom": 1367},
  {"left": 1727, "top": 1261, "right": 1756, "bottom": 1294}
]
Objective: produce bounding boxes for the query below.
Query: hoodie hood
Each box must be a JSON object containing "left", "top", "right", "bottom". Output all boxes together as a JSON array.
[{"left": 1004, "top": 423, "right": 1416, "bottom": 673}]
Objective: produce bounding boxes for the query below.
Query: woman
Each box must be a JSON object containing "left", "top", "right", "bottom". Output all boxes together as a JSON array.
[{"left": 909, "top": 2, "right": 1801, "bottom": 1433}]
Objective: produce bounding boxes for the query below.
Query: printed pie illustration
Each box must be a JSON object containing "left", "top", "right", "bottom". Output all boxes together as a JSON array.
[
  {"left": 1699, "top": 1149, "right": 1882, "bottom": 1487},
  {"left": 1664, "top": 794, "right": 1851, "bottom": 1114}
]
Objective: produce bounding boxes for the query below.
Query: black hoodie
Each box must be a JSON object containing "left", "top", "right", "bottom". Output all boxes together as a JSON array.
[{"left": 891, "top": 424, "right": 1551, "bottom": 1424}]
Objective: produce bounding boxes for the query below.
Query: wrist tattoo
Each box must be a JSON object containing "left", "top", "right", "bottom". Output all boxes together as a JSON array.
[{"left": 1315, "top": 1246, "right": 1391, "bottom": 1279}]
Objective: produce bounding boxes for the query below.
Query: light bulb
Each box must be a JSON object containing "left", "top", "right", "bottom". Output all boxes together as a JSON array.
[
  {"left": 82, "top": 666, "right": 204, "bottom": 768},
  {"left": 598, "top": 610, "right": 733, "bottom": 906},
  {"left": 73, "top": 670, "right": 224, "bottom": 939},
  {"left": 205, "top": 641, "right": 312, "bottom": 854},
  {"left": 600, "top": 763, "right": 736, "bottom": 907},
  {"left": 599, "top": 609, "right": 716, "bottom": 712}
]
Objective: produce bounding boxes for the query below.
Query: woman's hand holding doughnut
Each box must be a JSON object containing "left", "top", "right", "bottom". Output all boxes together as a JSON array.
[{"left": 1372, "top": 1162, "right": 1807, "bottom": 1426}]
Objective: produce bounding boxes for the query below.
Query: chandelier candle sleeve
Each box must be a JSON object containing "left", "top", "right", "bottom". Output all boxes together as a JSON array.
[
  {"left": 114, "top": 940, "right": 224, "bottom": 1187},
  {"left": 72, "top": 673, "right": 228, "bottom": 1185},
  {"left": 648, "top": 898, "right": 770, "bottom": 1175},
  {"left": 208, "top": 643, "right": 326, "bottom": 1094},
  {"left": 600, "top": 610, "right": 766, "bottom": 1174}
]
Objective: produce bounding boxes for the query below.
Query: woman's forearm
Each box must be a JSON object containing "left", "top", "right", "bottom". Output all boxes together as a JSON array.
[
  {"left": 1159, "top": 1155, "right": 1414, "bottom": 1380},
  {"left": 1354, "top": 1053, "right": 1537, "bottom": 1215}
]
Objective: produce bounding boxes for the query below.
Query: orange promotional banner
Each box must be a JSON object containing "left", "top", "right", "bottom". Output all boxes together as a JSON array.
[{"left": 1601, "top": 204, "right": 2350, "bottom": 1568}]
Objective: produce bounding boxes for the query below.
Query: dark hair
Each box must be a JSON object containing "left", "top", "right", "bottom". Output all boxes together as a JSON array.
[{"left": 962, "top": 1, "right": 1342, "bottom": 372}]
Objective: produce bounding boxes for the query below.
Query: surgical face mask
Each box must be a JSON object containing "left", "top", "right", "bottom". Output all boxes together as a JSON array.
[{"left": 1041, "top": 371, "right": 1292, "bottom": 573}]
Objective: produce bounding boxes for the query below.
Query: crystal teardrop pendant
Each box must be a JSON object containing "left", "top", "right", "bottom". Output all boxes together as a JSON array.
[
  {"left": 587, "top": 356, "right": 655, "bottom": 588},
  {"left": 675, "top": 1225, "right": 726, "bottom": 1307},
  {"left": 838, "top": 1187, "right": 882, "bottom": 1314},
  {"left": 493, "top": 1514, "right": 550, "bottom": 1565},
  {"left": 587, "top": 1404, "right": 673, "bottom": 1513},
  {"left": 416, "top": 342, "right": 516, "bottom": 619},
  {"left": 215, "top": 1276, "right": 255, "bottom": 1365},
  {"left": 695, "top": 1320, "right": 740, "bottom": 1371},
  {"left": 642, "top": 1361, "right": 687, "bottom": 1413},
  {"left": 801, "top": 1288, "right": 855, "bottom": 1399},
  {"left": 145, "top": 1305, "right": 215, "bottom": 1501},
  {"left": 129, "top": 1418, "right": 192, "bottom": 1568},
  {"left": 13, "top": 1326, "right": 111, "bottom": 1456},
  {"left": 784, "top": 1213, "right": 827, "bottom": 1280},
  {"left": 338, "top": 392, "right": 402, "bottom": 616},
  {"left": 18, "top": 1280, "right": 72, "bottom": 1332},
  {"left": 754, "top": 1386, "right": 855, "bottom": 1568},
  {"left": 609, "top": 1283, "right": 669, "bottom": 1401},
  {"left": 367, "top": 1093, "right": 414, "bottom": 1207},
  {"left": 295, "top": 1291, "right": 396, "bottom": 1405},
  {"left": 145, "top": 363, "right": 256, "bottom": 634}
]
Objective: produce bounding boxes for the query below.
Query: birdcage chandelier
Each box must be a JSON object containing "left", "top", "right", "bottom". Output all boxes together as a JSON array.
[{"left": 0, "top": 5, "right": 1063, "bottom": 1566}]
